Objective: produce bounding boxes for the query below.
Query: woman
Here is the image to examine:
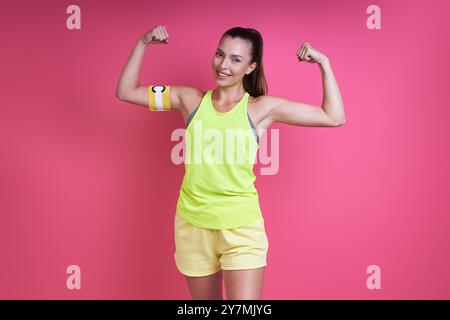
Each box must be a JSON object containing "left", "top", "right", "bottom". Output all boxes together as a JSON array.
[{"left": 116, "top": 25, "right": 346, "bottom": 300}]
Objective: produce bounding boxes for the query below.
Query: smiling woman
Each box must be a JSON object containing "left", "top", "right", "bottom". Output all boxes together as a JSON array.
[
  {"left": 211, "top": 28, "right": 268, "bottom": 98},
  {"left": 115, "top": 23, "right": 346, "bottom": 301}
]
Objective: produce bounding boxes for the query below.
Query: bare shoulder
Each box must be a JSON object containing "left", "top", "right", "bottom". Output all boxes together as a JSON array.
[
  {"left": 180, "top": 86, "right": 205, "bottom": 113},
  {"left": 186, "top": 86, "right": 206, "bottom": 104},
  {"left": 169, "top": 86, "right": 200, "bottom": 109},
  {"left": 257, "top": 94, "right": 284, "bottom": 109},
  {"left": 247, "top": 94, "right": 279, "bottom": 129},
  {"left": 173, "top": 86, "right": 206, "bottom": 122},
  {"left": 248, "top": 94, "right": 281, "bottom": 112}
]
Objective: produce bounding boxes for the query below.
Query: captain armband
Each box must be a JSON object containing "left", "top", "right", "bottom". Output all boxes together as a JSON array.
[{"left": 148, "top": 85, "right": 172, "bottom": 111}]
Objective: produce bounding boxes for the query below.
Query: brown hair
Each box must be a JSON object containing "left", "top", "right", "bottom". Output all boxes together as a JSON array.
[{"left": 220, "top": 26, "right": 268, "bottom": 97}]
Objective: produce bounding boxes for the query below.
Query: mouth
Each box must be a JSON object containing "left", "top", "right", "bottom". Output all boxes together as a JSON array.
[{"left": 216, "top": 70, "right": 231, "bottom": 78}]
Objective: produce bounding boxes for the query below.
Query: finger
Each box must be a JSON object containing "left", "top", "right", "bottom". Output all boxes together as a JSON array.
[
  {"left": 300, "top": 47, "right": 306, "bottom": 60},
  {"left": 152, "top": 30, "right": 159, "bottom": 41},
  {"left": 299, "top": 44, "right": 309, "bottom": 60},
  {"left": 297, "top": 42, "right": 311, "bottom": 61},
  {"left": 297, "top": 47, "right": 303, "bottom": 61},
  {"left": 301, "top": 45, "right": 312, "bottom": 60},
  {"left": 162, "top": 26, "right": 170, "bottom": 39},
  {"left": 159, "top": 29, "right": 167, "bottom": 42},
  {"left": 157, "top": 28, "right": 164, "bottom": 41},
  {"left": 162, "top": 29, "right": 170, "bottom": 42},
  {"left": 297, "top": 42, "right": 308, "bottom": 57},
  {"left": 298, "top": 46, "right": 305, "bottom": 61},
  {"left": 301, "top": 44, "right": 311, "bottom": 58},
  {"left": 162, "top": 28, "right": 169, "bottom": 42},
  {"left": 161, "top": 27, "right": 167, "bottom": 39},
  {"left": 303, "top": 43, "right": 312, "bottom": 58}
]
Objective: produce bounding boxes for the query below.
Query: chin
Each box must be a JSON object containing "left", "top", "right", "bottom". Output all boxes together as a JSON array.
[{"left": 215, "top": 82, "right": 232, "bottom": 87}]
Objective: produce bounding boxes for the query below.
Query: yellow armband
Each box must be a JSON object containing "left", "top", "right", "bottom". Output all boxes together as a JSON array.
[{"left": 148, "top": 85, "right": 171, "bottom": 111}]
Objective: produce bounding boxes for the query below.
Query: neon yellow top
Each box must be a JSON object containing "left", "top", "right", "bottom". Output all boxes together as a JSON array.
[{"left": 175, "top": 88, "right": 262, "bottom": 229}]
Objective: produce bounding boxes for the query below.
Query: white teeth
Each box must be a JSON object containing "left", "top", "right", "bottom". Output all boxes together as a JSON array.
[{"left": 217, "top": 71, "right": 230, "bottom": 77}]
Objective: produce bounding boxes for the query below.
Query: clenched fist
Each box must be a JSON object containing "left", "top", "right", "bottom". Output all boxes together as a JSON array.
[
  {"left": 140, "top": 25, "right": 170, "bottom": 45},
  {"left": 296, "top": 42, "right": 328, "bottom": 64}
]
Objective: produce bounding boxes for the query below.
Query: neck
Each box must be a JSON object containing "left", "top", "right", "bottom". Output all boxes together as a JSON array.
[{"left": 213, "top": 85, "right": 246, "bottom": 102}]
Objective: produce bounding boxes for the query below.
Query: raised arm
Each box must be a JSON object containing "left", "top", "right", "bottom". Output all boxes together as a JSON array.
[
  {"left": 264, "top": 43, "right": 346, "bottom": 128},
  {"left": 115, "top": 25, "right": 190, "bottom": 112},
  {"left": 115, "top": 36, "right": 149, "bottom": 102}
]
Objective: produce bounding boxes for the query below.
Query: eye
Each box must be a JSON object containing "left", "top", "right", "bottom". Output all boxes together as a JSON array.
[{"left": 234, "top": 59, "right": 241, "bottom": 62}]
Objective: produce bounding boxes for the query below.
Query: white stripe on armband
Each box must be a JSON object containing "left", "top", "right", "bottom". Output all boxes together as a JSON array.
[{"left": 148, "top": 85, "right": 171, "bottom": 111}]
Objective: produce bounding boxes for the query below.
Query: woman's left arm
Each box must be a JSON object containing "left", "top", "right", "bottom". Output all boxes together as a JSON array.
[{"left": 265, "top": 43, "right": 346, "bottom": 127}]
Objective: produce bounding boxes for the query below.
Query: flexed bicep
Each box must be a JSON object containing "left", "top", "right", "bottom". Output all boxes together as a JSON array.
[{"left": 266, "top": 95, "right": 338, "bottom": 127}]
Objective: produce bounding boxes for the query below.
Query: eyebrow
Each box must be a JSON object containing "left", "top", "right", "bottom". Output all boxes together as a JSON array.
[{"left": 216, "top": 48, "right": 243, "bottom": 59}]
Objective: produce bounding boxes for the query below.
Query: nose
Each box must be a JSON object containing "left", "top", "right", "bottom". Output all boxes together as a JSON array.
[{"left": 219, "top": 58, "right": 229, "bottom": 70}]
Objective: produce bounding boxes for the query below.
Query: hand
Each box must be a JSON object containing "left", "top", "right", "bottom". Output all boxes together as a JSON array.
[
  {"left": 296, "top": 42, "right": 328, "bottom": 64},
  {"left": 140, "top": 25, "right": 170, "bottom": 45}
]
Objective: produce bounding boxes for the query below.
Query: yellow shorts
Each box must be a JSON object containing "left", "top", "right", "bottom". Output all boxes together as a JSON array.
[{"left": 173, "top": 211, "right": 269, "bottom": 277}]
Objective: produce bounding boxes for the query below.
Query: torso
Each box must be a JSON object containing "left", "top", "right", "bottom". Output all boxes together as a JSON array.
[{"left": 182, "top": 89, "right": 274, "bottom": 141}]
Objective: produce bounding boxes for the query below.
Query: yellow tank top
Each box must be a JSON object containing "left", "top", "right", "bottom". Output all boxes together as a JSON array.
[{"left": 175, "top": 88, "right": 262, "bottom": 229}]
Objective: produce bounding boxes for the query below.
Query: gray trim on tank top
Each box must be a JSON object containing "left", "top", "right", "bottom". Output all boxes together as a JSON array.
[
  {"left": 185, "top": 105, "right": 199, "bottom": 129},
  {"left": 185, "top": 105, "right": 259, "bottom": 145},
  {"left": 247, "top": 113, "right": 259, "bottom": 145}
]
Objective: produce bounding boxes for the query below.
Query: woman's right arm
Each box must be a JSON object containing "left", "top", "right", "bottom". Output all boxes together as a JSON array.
[{"left": 115, "top": 26, "right": 193, "bottom": 112}]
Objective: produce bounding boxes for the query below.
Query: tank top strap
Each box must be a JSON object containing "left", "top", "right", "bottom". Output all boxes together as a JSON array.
[
  {"left": 207, "top": 89, "right": 249, "bottom": 117},
  {"left": 241, "top": 91, "right": 250, "bottom": 114},
  {"left": 185, "top": 89, "right": 211, "bottom": 129}
]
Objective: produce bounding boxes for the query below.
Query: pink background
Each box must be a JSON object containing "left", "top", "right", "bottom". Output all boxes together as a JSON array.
[{"left": 1, "top": 0, "right": 449, "bottom": 299}]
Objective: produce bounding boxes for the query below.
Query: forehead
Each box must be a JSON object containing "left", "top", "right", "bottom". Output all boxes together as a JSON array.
[{"left": 217, "top": 36, "right": 251, "bottom": 57}]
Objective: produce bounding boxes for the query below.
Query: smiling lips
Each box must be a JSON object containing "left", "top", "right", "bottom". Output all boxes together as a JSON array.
[{"left": 217, "top": 71, "right": 231, "bottom": 77}]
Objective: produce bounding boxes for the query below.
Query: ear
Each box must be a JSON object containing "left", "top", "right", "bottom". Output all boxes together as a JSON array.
[{"left": 246, "top": 61, "right": 257, "bottom": 75}]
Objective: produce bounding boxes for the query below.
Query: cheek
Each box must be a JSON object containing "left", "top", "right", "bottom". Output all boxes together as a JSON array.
[{"left": 236, "top": 66, "right": 247, "bottom": 74}]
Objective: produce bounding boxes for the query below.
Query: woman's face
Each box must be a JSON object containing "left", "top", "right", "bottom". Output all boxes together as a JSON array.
[{"left": 212, "top": 36, "right": 257, "bottom": 86}]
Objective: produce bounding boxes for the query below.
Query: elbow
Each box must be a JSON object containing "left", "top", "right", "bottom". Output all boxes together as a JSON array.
[
  {"left": 115, "top": 89, "right": 127, "bottom": 101},
  {"left": 332, "top": 118, "right": 346, "bottom": 126},
  {"left": 116, "top": 85, "right": 139, "bottom": 101}
]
